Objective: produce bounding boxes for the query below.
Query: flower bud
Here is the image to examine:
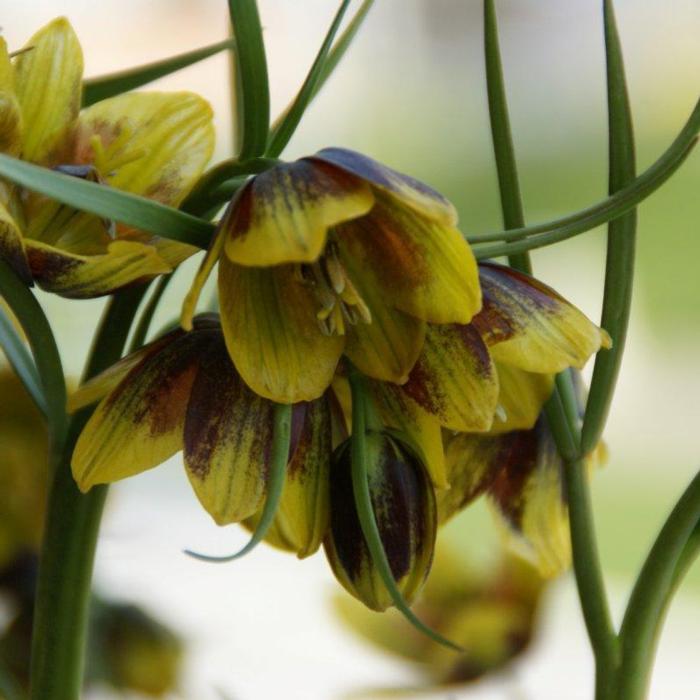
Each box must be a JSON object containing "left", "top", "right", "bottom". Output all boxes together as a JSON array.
[{"left": 324, "top": 431, "right": 436, "bottom": 611}]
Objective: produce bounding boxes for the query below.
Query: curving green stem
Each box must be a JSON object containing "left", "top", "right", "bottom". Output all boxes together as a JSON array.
[
  {"left": 483, "top": 3, "right": 618, "bottom": 696},
  {"left": 29, "top": 286, "right": 148, "bottom": 700},
  {"left": 617, "top": 471, "right": 700, "bottom": 700}
]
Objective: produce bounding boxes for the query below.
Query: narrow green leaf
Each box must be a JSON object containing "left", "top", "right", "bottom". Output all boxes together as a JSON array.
[
  {"left": 483, "top": 0, "right": 530, "bottom": 274},
  {"left": 0, "top": 154, "right": 215, "bottom": 249},
  {"left": 229, "top": 0, "right": 270, "bottom": 159},
  {"left": 472, "top": 134, "right": 696, "bottom": 260},
  {"left": 0, "top": 303, "right": 47, "bottom": 415},
  {"left": 581, "top": 0, "right": 637, "bottom": 455},
  {"left": 0, "top": 258, "right": 67, "bottom": 454},
  {"left": 82, "top": 38, "right": 236, "bottom": 107},
  {"left": 269, "top": 0, "right": 374, "bottom": 140},
  {"left": 128, "top": 274, "right": 173, "bottom": 353},
  {"left": 185, "top": 402, "right": 291, "bottom": 563},
  {"left": 469, "top": 96, "right": 700, "bottom": 250},
  {"left": 266, "top": 0, "right": 352, "bottom": 158},
  {"left": 348, "top": 369, "right": 462, "bottom": 652}
]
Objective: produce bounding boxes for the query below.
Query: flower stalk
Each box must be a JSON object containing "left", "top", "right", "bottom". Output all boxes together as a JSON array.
[{"left": 29, "top": 286, "right": 148, "bottom": 700}]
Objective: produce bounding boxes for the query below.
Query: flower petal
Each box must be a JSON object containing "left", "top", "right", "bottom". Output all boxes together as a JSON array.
[
  {"left": 473, "top": 263, "right": 611, "bottom": 373},
  {"left": 218, "top": 257, "right": 344, "bottom": 403},
  {"left": 183, "top": 332, "right": 274, "bottom": 525},
  {"left": 339, "top": 240, "right": 426, "bottom": 383},
  {"left": 0, "top": 198, "right": 32, "bottom": 284},
  {"left": 67, "top": 337, "right": 173, "bottom": 413},
  {"left": 72, "top": 330, "right": 201, "bottom": 491},
  {"left": 14, "top": 17, "right": 83, "bottom": 164},
  {"left": 336, "top": 192, "right": 481, "bottom": 324},
  {"left": 492, "top": 363, "right": 554, "bottom": 434},
  {"left": 223, "top": 159, "right": 374, "bottom": 266},
  {"left": 368, "top": 380, "right": 447, "bottom": 489},
  {"left": 487, "top": 420, "right": 571, "bottom": 578},
  {"left": 72, "top": 91, "right": 215, "bottom": 205},
  {"left": 246, "top": 398, "right": 332, "bottom": 557},
  {"left": 25, "top": 238, "right": 171, "bottom": 298},
  {"left": 400, "top": 324, "right": 499, "bottom": 432},
  {"left": 438, "top": 431, "right": 526, "bottom": 524},
  {"left": 0, "top": 39, "right": 22, "bottom": 156},
  {"left": 313, "top": 148, "right": 457, "bottom": 225}
]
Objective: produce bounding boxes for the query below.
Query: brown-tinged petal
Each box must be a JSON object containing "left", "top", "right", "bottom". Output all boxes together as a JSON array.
[
  {"left": 223, "top": 159, "right": 374, "bottom": 266},
  {"left": 312, "top": 148, "right": 457, "bottom": 225},
  {"left": 400, "top": 324, "right": 499, "bottom": 432},
  {"left": 324, "top": 433, "right": 437, "bottom": 611},
  {"left": 246, "top": 398, "right": 332, "bottom": 557},
  {"left": 25, "top": 238, "right": 171, "bottom": 299},
  {"left": 0, "top": 199, "right": 32, "bottom": 284},
  {"left": 438, "top": 430, "right": 530, "bottom": 524},
  {"left": 487, "top": 419, "right": 571, "bottom": 578},
  {"left": 368, "top": 380, "right": 447, "bottom": 489},
  {"left": 0, "top": 39, "right": 22, "bottom": 156},
  {"left": 473, "top": 262, "right": 611, "bottom": 373},
  {"left": 13, "top": 17, "right": 83, "bottom": 164},
  {"left": 491, "top": 363, "right": 554, "bottom": 434},
  {"left": 218, "top": 256, "right": 344, "bottom": 403},
  {"left": 339, "top": 239, "right": 426, "bottom": 383},
  {"left": 71, "top": 330, "right": 203, "bottom": 491},
  {"left": 72, "top": 91, "right": 215, "bottom": 206},
  {"left": 335, "top": 192, "right": 480, "bottom": 324},
  {"left": 183, "top": 331, "right": 274, "bottom": 525},
  {"left": 67, "top": 335, "right": 175, "bottom": 413}
]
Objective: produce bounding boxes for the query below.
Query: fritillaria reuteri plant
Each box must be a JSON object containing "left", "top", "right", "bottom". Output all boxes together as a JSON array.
[{"left": 0, "top": 1, "right": 698, "bottom": 699}]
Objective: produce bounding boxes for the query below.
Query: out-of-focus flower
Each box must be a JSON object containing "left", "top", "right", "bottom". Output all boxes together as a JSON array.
[
  {"left": 182, "top": 148, "right": 482, "bottom": 405},
  {"left": 335, "top": 524, "right": 544, "bottom": 688},
  {"left": 0, "top": 17, "right": 214, "bottom": 297},
  {"left": 324, "top": 431, "right": 436, "bottom": 611},
  {"left": 90, "top": 600, "right": 184, "bottom": 697},
  {"left": 0, "top": 368, "right": 184, "bottom": 696},
  {"left": 439, "top": 374, "right": 608, "bottom": 577},
  {"left": 0, "top": 371, "right": 47, "bottom": 568},
  {"left": 70, "top": 314, "right": 333, "bottom": 530}
]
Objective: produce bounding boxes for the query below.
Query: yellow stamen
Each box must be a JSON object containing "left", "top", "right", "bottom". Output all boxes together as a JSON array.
[{"left": 297, "top": 246, "right": 372, "bottom": 336}]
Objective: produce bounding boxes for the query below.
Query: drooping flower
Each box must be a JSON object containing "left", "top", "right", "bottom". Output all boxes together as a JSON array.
[
  {"left": 324, "top": 430, "right": 437, "bottom": 611},
  {"left": 182, "top": 148, "right": 482, "bottom": 405},
  {"left": 0, "top": 17, "right": 214, "bottom": 297},
  {"left": 342, "top": 261, "right": 610, "bottom": 490},
  {"left": 334, "top": 521, "right": 544, "bottom": 688},
  {"left": 439, "top": 373, "right": 608, "bottom": 577},
  {"left": 70, "top": 315, "right": 332, "bottom": 527}
]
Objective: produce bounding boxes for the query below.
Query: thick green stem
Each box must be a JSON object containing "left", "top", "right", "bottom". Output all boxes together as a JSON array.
[
  {"left": 617, "top": 471, "right": 700, "bottom": 700},
  {"left": 29, "top": 286, "right": 148, "bottom": 700}
]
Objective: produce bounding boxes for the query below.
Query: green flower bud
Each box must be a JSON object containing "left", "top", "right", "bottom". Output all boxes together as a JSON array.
[{"left": 324, "top": 431, "right": 437, "bottom": 611}]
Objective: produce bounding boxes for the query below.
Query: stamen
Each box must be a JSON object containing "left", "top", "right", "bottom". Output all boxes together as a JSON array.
[
  {"left": 295, "top": 247, "right": 372, "bottom": 336},
  {"left": 495, "top": 404, "right": 508, "bottom": 423}
]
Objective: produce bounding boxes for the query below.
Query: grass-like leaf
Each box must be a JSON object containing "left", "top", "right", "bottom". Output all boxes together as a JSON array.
[
  {"left": 83, "top": 38, "right": 236, "bottom": 107},
  {"left": 268, "top": 0, "right": 374, "bottom": 152},
  {"left": 229, "top": 0, "right": 270, "bottom": 159},
  {"left": 580, "top": 0, "right": 637, "bottom": 455},
  {"left": 0, "top": 154, "right": 215, "bottom": 249},
  {"left": 266, "top": 0, "right": 353, "bottom": 158},
  {"left": 0, "top": 303, "right": 47, "bottom": 415}
]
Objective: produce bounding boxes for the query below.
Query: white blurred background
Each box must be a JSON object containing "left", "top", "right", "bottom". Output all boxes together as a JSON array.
[{"left": 1, "top": 1, "right": 699, "bottom": 698}]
